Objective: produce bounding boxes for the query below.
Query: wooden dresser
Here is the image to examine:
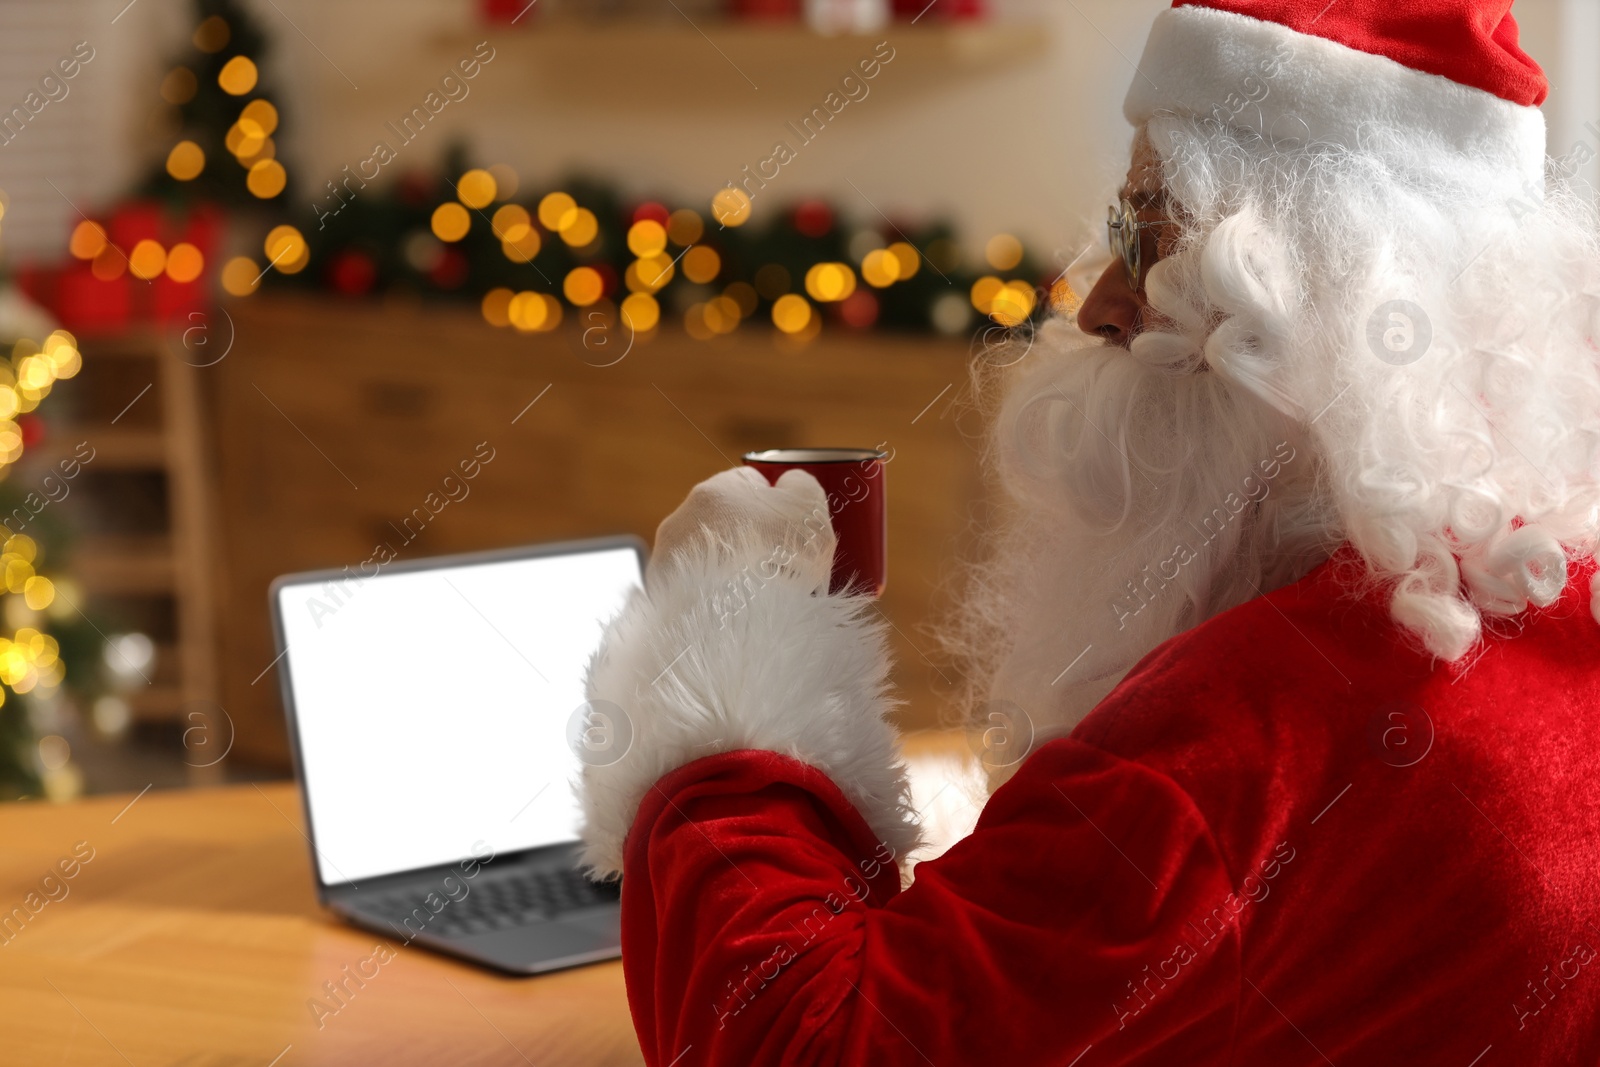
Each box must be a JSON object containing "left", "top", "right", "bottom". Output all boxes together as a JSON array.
[{"left": 208, "top": 295, "right": 986, "bottom": 767}]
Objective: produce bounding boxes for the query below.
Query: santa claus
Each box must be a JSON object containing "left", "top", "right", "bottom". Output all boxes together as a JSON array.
[{"left": 576, "top": 0, "right": 1600, "bottom": 1062}]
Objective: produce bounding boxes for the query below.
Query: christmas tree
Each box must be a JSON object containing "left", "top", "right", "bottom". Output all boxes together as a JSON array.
[
  {"left": 136, "top": 0, "right": 290, "bottom": 210},
  {"left": 0, "top": 275, "right": 96, "bottom": 801}
]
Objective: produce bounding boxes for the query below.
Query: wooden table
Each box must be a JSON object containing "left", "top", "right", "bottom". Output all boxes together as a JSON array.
[{"left": 0, "top": 782, "right": 644, "bottom": 1066}]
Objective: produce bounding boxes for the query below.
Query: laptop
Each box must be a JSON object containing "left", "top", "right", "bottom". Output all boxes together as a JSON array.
[{"left": 269, "top": 536, "right": 646, "bottom": 975}]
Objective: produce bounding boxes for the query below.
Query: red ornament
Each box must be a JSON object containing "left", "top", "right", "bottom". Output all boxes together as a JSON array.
[
  {"left": 729, "top": 0, "right": 800, "bottom": 19},
  {"left": 328, "top": 249, "right": 379, "bottom": 297},
  {"left": 18, "top": 415, "right": 44, "bottom": 449},
  {"left": 633, "top": 202, "right": 670, "bottom": 226},
  {"left": 53, "top": 264, "right": 133, "bottom": 335},
  {"left": 794, "top": 200, "right": 833, "bottom": 239},
  {"left": 893, "top": 0, "right": 984, "bottom": 17},
  {"left": 152, "top": 275, "right": 206, "bottom": 323},
  {"left": 479, "top": 0, "right": 534, "bottom": 23},
  {"left": 592, "top": 261, "right": 619, "bottom": 298},
  {"left": 428, "top": 247, "right": 469, "bottom": 290},
  {"left": 106, "top": 201, "right": 163, "bottom": 250},
  {"left": 838, "top": 289, "right": 879, "bottom": 330},
  {"left": 395, "top": 171, "right": 435, "bottom": 207}
]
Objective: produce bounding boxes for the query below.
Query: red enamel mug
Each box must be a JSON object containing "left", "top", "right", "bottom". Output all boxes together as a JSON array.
[{"left": 742, "top": 448, "right": 888, "bottom": 597}]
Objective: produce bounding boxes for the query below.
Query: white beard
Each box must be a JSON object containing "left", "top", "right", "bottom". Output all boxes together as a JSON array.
[
  {"left": 944, "top": 104, "right": 1600, "bottom": 786},
  {"left": 942, "top": 314, "right": 1334, "bottom": 789}
]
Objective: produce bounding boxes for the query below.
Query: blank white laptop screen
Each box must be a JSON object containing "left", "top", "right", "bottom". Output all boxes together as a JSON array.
[{"left": 275, "top": 546, "right": 642, "bottom": 885}]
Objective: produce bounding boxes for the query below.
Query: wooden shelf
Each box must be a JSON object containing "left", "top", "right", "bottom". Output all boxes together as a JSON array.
[
  {"left": 128, "top": 684, "right": 185, "bottom": 722},
  {"left": 30, "top": 427, "right": 167, "bottom": 471},
  {"left": 422, "top": 20, "right": 1049, "bottom": 100},
  {"left": 72, "top": 536, "right": 178, "bottom": 595}
]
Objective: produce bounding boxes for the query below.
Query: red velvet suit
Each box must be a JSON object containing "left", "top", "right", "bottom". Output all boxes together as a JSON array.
[{"left": 617, "top": 549, "right": 1600, "bottom": 1064}]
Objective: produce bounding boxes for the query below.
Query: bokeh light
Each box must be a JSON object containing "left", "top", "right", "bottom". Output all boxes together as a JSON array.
[
  {"left": 538, "top": 192, "right": 577, "bottom": 231},
  {"left": 621, "top": 292, "right": 659, "bottom": 332},
  {"left": 682, "top": 245, "right": 720, "bottom": 285},
  {"left": 509, "top": 291, "right": 546, "bottom": 332},
  {"left": 23, "top": 576, "right": 54, "bottom": 612},
  {"left": 218, "top": 55, "right": 258, "bottom": 96},
  {"left": 539, "top": 294, "right": 564, "bottom": 331},
  {"left": 563, "top": 266, "right": 604, "bottom": 306},
  {"left": 989, "top": 281, "right": 1037, "bottom": 326},
  {"left": 263, "top": 225, "right": 307, "bottom": 276},
  {"left": 985, "top": 233, "right": 1024, "bottom": 271},
  {"left": 711, "top": 187, "right": 752, "bottom": 227},
  {"left": 931, "top": 292, "right": 970, "bottom": 334},
  {"left": 683, "top": 303, "right": 714, "bottom": 341},
  {"left": 508, "top": 292, "right": 564, "bottom": 333},
  {"left": 43, "top": 332, "right": 80, "bottom": 379},
  {"left": 194, "top": 15, "right": 230, "bottom": 52},
  {"left": 246, "top": 158, "right": 286, "bottom": 198},
  {"left": 457, "top": 169, "right": 496, "bottom": 209},
  {"left": 431, "top": 202, "right": 471, "bottom": 242},
  {"left": 703, "top": 295, "right": 741, "bottom": 335},
  {"left": 888, "top": 241, "right": 921, "bottom": 280},
  {"left": 839, "top": 289, "right": 880, "bottom": 329},
  {"left": 804, "top": 263, "right": 856, "bottom": 303},
  {"left": 68, "top": 221, "right": 106, "bottom": 260},
  {"left": 224, "top": 122, "right": 251, "bottom": 157},
  {"left": 627, "top": 220, "right": 667, "bottom": 258},
  {"left": 492, "top": 204, "right": 531, "bottom": 241},
  {"left": 482, "top": 287, "right": 513, "bottom": 327},
  {"left": 970, "top": 275, "right": 1004, "bottom": 315},
  {"left": 559, "top": 208, "right": 599, "bottom": 248},
  {"left": 91, "top": 246, "right": 126, "bottom": 281},
  {"left": 772, "top": 294, "right": 812, "bottom": 334},
  {"left": 38, "top": 734, "right": 68, "bottom": 770},
  {"left": 1049, "top": 278, "right": 1080, "bottom": 314},
  {"left": 628, "top": 253, "right": 675, "bottom": 293},
  {"left": 238, "top": 99, "right": 278, "bottom": 137},
  {"left": 166, "top": 140, "right": 205, "bottom": 181},
  {"left": 221, "top": 256, "right": 260, "bottom": 296},
  {"left": 667, "top": 209, "right": 703, "bottom": 247},
  {"left": 861, "top": 248, "right": 900, "bottom": 288},
  {"left": 501, "top": 229, "right": 541, "bottom": 263},
  {"left": 128, "top": 240, "right": 167, "bottom": 281},
  {"left": 237, "top": 136, "right": 275, "bottom": 168},
  {"left": 848, "top": 228, "right": 884, "bottom": 263},
  {"left": 165, "top": 243, "right": 204, "bottom": 283},
  {"left": 160, "top": 67, "right": 198, "bottom": 105}
]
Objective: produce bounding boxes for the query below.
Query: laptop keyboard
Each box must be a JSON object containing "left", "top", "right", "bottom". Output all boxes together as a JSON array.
[{"left": 368, "top": 867, "right": 620, "bottom": 938}]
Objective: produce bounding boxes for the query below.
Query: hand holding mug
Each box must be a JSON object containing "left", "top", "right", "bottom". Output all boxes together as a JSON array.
[
  {"left": 743, "top": 448, "right": 888, "bottom": 597},
  {"left": 650, "top": 466, "right": 837, "bottom": 593}
]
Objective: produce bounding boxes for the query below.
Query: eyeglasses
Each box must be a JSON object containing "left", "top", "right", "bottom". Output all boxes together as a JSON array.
[{"left": 1107, "top": 197, "right": 1168, "bottom": 290}]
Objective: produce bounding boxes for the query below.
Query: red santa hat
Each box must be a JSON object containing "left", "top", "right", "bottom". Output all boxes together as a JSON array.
[{"left": 1125, "top": 0, "right": 1549, "bottom": 190}]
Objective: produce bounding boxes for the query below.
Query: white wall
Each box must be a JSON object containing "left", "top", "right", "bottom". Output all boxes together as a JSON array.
[
  {"left": 259, "top": 0, "right": 1163, "bottom": 263},
  {"left": 0, "top": 0, "right": 163, "bottom": 260},
  {"left": 1, "top": 0, "right": 1596, "bottom": 263}
]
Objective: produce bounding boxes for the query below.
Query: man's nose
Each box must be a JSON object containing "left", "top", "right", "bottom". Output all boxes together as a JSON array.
[{"left": 1076, "top": 259, "right": 1143, "bottom": 348}]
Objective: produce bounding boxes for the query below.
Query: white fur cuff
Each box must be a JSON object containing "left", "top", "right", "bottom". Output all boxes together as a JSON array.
[{"left": 575, "top": 538, "right": 923, "bottom": 879}]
